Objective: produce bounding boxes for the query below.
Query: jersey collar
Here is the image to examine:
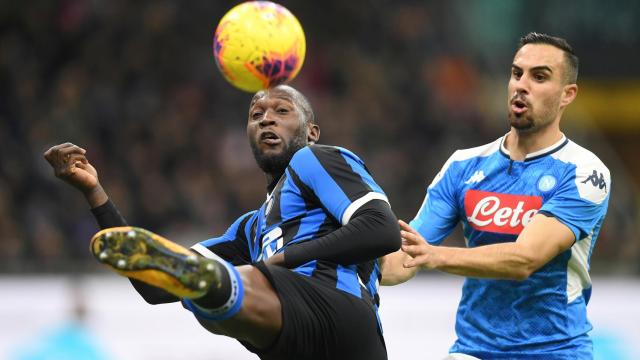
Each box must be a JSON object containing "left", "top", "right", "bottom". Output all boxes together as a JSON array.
[{"left": 499, "top": 133, "right": 569, "bottom": 161}]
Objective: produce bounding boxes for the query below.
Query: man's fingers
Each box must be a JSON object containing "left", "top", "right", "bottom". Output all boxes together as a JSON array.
[
  {"left": 44, "top": 143, "right": 87, "bottom": 168},
  {"left": 401, "top": 244, "right": 421, "bottom": 257},
  {"left": 44, "top": 142, "right": 75, "bottom": 157},
  {"left": 58, "top": 144, "right": 86, "bottom": 158},
  {"left": 403, "top": 258, "right": 418, "bottom": 268},
  {"left": 398, "top": 219, "right": 420, "bottom": 236},
  {"left": 400, "top": 230, "right": 421, "bottom": 245},
  {"left": 67, "top": 153, "right": 87, "bottom": 165}
]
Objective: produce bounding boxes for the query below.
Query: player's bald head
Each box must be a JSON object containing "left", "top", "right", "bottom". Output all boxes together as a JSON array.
[{"left": 250, "top": 85, "right": 317, "bottom": 125}]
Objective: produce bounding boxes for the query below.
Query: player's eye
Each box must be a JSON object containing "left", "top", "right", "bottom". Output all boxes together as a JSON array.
[
  {"left": 511, "top": 69, "right": 522, "bottom": 79},
  {"left": 251, "top": 111, "right": 263, "bottom": 120},
  {"left": 276, "top": 107, "right": 289, "bottom": 114},
  {"left": 534, "top": 73, "right": 547, "bottom": 82}
]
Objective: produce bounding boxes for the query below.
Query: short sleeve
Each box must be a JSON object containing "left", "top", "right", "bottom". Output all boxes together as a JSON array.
[
  {"left": 539, "top": 159, "right": 611, "bottom": 241},
  {"left": 410, "top": 152, "right": 461, "bottom": 245}
]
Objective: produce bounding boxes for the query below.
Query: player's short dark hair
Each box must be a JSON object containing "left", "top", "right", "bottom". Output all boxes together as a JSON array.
[
  {"left": 517, "top": 32, "right": 579, "bottom": 84},
  {"left": 291, "top": 88, "right": 317, "bottom": 126}
]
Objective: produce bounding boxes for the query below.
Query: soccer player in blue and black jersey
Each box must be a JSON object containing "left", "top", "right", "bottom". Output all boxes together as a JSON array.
[{"left": 44, "top": 85, "right": 400, "bottom": 360}]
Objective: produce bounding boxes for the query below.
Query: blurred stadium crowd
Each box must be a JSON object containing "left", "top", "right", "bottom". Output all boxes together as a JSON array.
[{"left": 1, "top": 0, "right": 639, "bottom": 274}]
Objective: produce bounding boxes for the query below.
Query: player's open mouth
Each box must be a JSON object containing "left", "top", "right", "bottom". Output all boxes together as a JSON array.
[
  {"left": 260, "top": 131, "right": 281, "bottom": 145},
  {"left": 511, "top": 99, "right": 528, "bottom": 115}
]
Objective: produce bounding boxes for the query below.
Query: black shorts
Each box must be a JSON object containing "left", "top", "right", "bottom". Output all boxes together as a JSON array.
[{"left": 245, "top": 262, "right": 387, "bottom": 360}]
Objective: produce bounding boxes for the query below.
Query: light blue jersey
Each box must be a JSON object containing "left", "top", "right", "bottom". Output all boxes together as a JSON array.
[{"left": 411, "top": 135, "right": 610, "bottom": 359}]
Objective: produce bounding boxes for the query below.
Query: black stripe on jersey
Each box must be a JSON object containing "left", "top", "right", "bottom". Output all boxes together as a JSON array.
[
  {"left": 311, "top": 260, "right": 340, "bottom": 291},
  {"left": 266, "top": 187, "right": 283, "bottom": 226},
  {"left": 249, "top": 214, "right": 257, "bottom": 258},
  {"left": 280, "top": 214, "right": 303, "bottom": 248},
  {"left": 357, "top": 261, "right": 380, "bottom": 307},
  {"left": 309, "top": 145, "right": 373, "bottom": 202},
  {"left": 287, "top": 165, "right": 340, "bottom": 225}
]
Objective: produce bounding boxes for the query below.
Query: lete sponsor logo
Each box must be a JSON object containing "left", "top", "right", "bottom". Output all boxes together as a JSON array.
[{"left": 464, "top": 190, "right": 542, "bottom": 235}]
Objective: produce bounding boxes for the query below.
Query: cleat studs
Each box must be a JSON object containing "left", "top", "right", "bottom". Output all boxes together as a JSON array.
[
  {"left": 187, "top": 255, "right": 198, "bottom": 264},
  {"left": 99, "top": 252, "right": 109, "bottom": 260},
  {"left": 198, "top": 280, "right": 207, "bottom": 289},
  {"left": 117, "top": 259, "right": 127, "bottom": 268},
  {"left": 127, "top": 230, "right": 136, "bottom": 239},
  {"left": 206, "top": 263, "right": 215, "bottom": 271},
  {"left": 105, "top": 232, "right": 112, "bottom": 239}
]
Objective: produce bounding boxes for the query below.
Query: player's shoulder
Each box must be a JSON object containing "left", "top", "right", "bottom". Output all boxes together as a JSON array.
[
  {"left": 230, "top": 210, "right": 259, "bottom": 229},
  {"left": 442, "top": 137, "right": 502, "bottom": 172},
  {"left": 290, "top": 144, "right": 364, "bottom": 168},
  {"left": 428, "top": 138, "right": 501, "bottom": 189},
  {"left": 552, "top": 139, "right": 609, "bottom": 172},
  {"left": 552, "top": 139, "right": 610, "bottom": 204},
  {"left": 451, "top": 137, "right": 502, "bottom": 161}
]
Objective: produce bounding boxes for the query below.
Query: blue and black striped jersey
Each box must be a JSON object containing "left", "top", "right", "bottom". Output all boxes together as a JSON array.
[{"left": 191, "top": 144, "right": 389, "bottom": 308}]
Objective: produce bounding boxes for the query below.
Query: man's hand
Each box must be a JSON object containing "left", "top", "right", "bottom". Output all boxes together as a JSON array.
[
  {"left": 399, "top": 220, "right": 442, "bottom": 270},
  {"left": 43, "top": 142, "right": 108, "bottom": 208}
]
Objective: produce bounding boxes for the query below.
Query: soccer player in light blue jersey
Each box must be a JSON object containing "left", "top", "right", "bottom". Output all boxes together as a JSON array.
[{"left": 381, "top": 33, "right": 610, "bottom": 359}]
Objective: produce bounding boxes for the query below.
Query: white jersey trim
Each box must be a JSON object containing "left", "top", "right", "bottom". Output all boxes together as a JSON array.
[
  {"left": 566, "top": 231, "right": 593, "bottom": 303},
  {"left": 341, "top": 192, "right": 389, "bottom": 225},
  {"left": 551, "top": 141, "right": 610, "bottom": 204},
  {"left": 500, "top": 133, "right": 567, "bottom": 159},
  {"left": 191, "top": 243, "right": 225, "bottom": 262}
]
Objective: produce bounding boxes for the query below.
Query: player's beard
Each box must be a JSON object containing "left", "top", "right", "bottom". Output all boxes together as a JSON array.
[
  {"left": 250, "top": 128, "right": 307, "bottom": 180},
  {"left": 508, "top": 101, "right": 557, "bottom": 133},
  {"left": 508, "top": 112, "right": 535, "bottom": 131}
]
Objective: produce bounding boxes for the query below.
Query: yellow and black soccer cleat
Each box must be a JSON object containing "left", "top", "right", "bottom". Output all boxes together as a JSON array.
[{"left": 90, "top": 226, "right": 221, "bottom": 299}]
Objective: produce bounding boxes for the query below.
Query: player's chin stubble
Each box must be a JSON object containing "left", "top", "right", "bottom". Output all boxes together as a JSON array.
[{"left": 250, "top": 135, "right": 307, "bottom": 176}]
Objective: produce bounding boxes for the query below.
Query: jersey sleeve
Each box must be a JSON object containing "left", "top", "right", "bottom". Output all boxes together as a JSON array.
[
  {"left": 190, "top": 211, "right": 255, "bottom": 266},
  {"left": 539, "top": 158, "right": 611, "bottom": 241},
  {"left": 287, "top": 145, "right": 389, "bottom": 225},
  {"left": 410, "top": 152, "right": 462, "bottom": 245}
]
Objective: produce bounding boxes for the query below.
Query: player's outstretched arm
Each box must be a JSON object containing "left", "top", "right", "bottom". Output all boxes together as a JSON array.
[
  {"left": 400, "top": 215, "right": 575, "bottom": 280},
  {"left": 44, "top": 143, "right": 179, "bottom": 304}
]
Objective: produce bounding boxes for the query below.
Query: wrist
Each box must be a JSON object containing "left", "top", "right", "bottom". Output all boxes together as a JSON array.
[
  {"left": 84, "top": 184, "right": 109, "bottom": 208},
  {"left": 428, "top": 247, "right": 448, "bottom": 271}
]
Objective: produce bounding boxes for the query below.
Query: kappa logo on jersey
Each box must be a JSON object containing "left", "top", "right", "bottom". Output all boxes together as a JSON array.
[
  {"left": 464, "top": 190, "right": 542, "bottom": 235},
  {"left": 464, "top": 170, "right": 486, "bottom": 184},
  {"left": 581, "top": 170, "right": 607, "bottom": 191}
]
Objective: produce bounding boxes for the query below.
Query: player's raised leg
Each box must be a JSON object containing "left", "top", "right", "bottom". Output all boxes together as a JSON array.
[{"left": 91, "top": 226, "right": 282, "bottom": 349}]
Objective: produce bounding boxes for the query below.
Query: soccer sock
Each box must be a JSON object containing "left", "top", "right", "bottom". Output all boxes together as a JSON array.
[{"left": 183, "top": 249, "right": 244, "bottom": 321}]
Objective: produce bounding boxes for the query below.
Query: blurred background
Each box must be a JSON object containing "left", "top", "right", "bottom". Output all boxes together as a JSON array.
[{"left": 1, "top": 0, "right": 639, "bottom": 359}]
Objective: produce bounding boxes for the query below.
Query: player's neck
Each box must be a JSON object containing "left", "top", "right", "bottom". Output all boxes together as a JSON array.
[
  {"left": 265, "top": 170, "right": 284, "bottom": 193},
  {"left": 505, "top": 126, "right": 563, "bottom": 161}
]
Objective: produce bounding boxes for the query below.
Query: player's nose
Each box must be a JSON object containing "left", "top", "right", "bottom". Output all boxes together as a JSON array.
[
  {"left": 259, "top": 110, "right": 277, "bottom": 125},
  {"left": 514, "top": 75, "right": 531, "bottom": 94}
]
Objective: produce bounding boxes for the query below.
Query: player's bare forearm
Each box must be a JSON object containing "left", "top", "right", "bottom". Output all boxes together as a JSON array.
[
  {"left": 380, "top": 250, "right": 418, "bottom": 285},
  {"left": 418, "top": 243, "right": 538, "bottom": 280},
  {"left": 400, "top": 215, "right": 576, "bottom": 280}
]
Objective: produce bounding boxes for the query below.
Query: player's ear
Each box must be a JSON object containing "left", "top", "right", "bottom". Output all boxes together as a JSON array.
[
  {"left": 307, "top": 123, "right": 320, "bottom": 144},
  {"left": 560, "top": 83, "right": 578, "bottom": 108}
]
